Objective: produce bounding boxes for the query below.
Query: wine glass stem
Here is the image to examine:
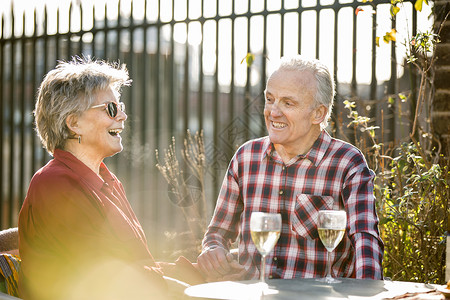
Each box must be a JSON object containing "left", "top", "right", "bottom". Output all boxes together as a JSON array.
[
  {"left": 260, "top": 255, "right": 266, "bottom": 283},
  {"left": 325, "top": 251, "right": 332, "bottom": 282}
]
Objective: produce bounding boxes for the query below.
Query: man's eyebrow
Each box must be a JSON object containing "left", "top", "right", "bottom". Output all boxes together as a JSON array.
[{"left": 264, "top": 90, "right": 296, "bottom": 102}]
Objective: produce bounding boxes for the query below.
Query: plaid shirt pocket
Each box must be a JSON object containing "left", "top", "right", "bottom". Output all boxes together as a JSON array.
[{"left": 290, "top": 194, "right": 335, "bottom": 240}]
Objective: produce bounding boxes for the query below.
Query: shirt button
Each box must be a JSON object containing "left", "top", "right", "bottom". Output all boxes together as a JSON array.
[
  {"left": 279, "top": 190, "right": 284, "bottom": 195},
  {"left": 269, "top": 275, "right": 273, "bottom": 279},
  {"left": 282, "top": 166, "right": 286, "bottom": 170},
  {"left": 273, "top": 257, "right": 277, "bottom": 261}
]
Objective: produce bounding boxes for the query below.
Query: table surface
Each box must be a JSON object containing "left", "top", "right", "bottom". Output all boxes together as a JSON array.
[{"left": 184, "top": 278, "right": 447, "bottom": 300}]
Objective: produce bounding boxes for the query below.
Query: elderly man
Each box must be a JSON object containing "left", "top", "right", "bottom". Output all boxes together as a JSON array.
[{"left": 197, "top": 55, "right": 383, "bottom": 281}]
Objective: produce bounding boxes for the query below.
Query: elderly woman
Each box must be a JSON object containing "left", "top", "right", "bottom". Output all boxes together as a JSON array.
[{"left": 18, "top": 57, "right": 203, "bottom": 300}]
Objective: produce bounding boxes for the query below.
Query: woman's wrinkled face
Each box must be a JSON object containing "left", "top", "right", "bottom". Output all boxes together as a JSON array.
[{"left": 76, "top": 86, "right": 127, "bottom": 159}]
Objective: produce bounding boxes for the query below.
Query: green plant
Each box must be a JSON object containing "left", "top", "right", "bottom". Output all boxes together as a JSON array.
[
  {"left": 378, "top": 144, "right": 449, "bottom": 282},
  {"left": 343, "top": 95, "right": 449, "bottom": 283},
  {"left": 338, "top": 2, "right": 450, "bottom": 283}
]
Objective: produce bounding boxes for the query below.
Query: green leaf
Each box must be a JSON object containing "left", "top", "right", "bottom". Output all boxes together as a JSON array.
[
  {"left": 388, "top": 96, "right": 395, "bottom": 104},
  {"left": 390, "top": 5, "right": 400, "bottom": 17},
  {"left": 415, "top": 0, "right": 423, "bottom": 11},
  {"left": 399, "top": 93, "right": 408, "bottom": 102},
  {"left": 383, "top": 29, "right": 397, "bottom": 44},
  {"left": 240, "top": 53, "right": 255, "bottom": 68},
  {"left": 343, "top": 100, "right": 356, "bottom": 109},
  {"left": 366, "top": 126, "right": 380, "bottom": 131}
]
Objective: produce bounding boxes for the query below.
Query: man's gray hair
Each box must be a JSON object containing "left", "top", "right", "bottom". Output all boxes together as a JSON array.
[
  {"left": 277, "top": 55, "right": 335, "bottom": 129},
  {"left": 34, "top": 56, "right": 131, "bottom": 155}
]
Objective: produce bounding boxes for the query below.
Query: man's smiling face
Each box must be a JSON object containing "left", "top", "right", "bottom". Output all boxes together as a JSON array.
[{"left": 264, "top": 69, "right": 319, "bottom": 152}]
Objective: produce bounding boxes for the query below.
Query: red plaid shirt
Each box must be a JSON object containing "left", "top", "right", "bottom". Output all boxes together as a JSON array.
[{"left": 202, "top": 130, "right": 383, "bottom": 279}]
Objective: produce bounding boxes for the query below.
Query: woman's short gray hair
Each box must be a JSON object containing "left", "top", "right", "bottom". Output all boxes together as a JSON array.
[
  {"left": 277, "top": 55, "right": 335, "bottom": 129},
  {"left": 35, "top": 56, "right": 131, "bottom": 155}
]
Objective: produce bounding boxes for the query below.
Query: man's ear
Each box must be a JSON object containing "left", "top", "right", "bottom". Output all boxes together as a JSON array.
[
  {"left": 312, "top": 105, "right": 328, "bottom": 125},
  {"left": 66, "top": 114, "right": 79, "bottom": 134}
]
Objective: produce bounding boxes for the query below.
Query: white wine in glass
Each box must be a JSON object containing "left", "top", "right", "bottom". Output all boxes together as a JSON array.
[
  {"left": 316, "top": 210, "right": 347, "bottom": 284},
  {"left": 250, "top": 212, "right": 282, "bottom": 283}
]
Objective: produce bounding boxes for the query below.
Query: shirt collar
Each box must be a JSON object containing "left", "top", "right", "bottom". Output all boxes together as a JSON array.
[
  {"left": 263, "top": 130, "right": 331, "bottom": 167},
  {"left": 53, "top": 149, "right": 115, "bottom": 192},
  {"left": 305, "top": 130, "right": 330, "bottom": 167}
]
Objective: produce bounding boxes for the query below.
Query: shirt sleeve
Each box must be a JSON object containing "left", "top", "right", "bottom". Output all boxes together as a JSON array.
[
  {"left": 202, "top": 157, "right": 244, "bottom": 251},
  {"left": 342, "top": 153, "right": 384, "bottom": 279},
  {"left": 352, "top": 232, "right": 383, "bottom": 279}
]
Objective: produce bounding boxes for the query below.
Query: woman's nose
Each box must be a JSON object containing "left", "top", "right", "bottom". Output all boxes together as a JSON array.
[{"left": 117, "top": 110, "right": 127, "bottom": 121}]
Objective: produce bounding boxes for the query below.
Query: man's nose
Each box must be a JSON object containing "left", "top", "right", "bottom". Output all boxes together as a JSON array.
[{"left": 270, "top": 101, "right": 283, "bottom": 116}]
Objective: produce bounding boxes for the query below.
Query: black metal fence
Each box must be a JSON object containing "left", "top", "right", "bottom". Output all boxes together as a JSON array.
[{"left": 1, "top": 0, "right": 424, "bottom": 258}]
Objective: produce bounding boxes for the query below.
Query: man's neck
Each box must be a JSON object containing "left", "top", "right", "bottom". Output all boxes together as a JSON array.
[{"left": 274, "top": 128, "right": 322, "bottom": 164}]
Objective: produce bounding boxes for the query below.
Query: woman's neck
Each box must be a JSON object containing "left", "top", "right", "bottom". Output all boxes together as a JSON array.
[{"left": 64, "top": 141, "right": 102, "bottom": 176}]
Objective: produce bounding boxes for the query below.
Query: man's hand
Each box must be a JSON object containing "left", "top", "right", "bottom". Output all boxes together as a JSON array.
[{"left": 197, "top": 247, "right": 246, "bottom": 281}]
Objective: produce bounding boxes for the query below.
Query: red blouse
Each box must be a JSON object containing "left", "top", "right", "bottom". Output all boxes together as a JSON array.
[{"left": 18, "top": 149, "right": 166, "bottom": 300}]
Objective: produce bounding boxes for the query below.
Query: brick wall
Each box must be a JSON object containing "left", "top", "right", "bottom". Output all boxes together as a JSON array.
[{"left": 433, "top": 1, "right": 450, "bottom": 157}]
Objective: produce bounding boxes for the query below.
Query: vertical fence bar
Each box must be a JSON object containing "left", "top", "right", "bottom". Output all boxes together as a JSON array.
[
  {"left": 141, "top": 0, "right": 147, "bottom": 154},
  {"left": 315, "top": 5, "right": 320, "bottom": 59},
  {"left": 41, "top": 5, "right": 49, "bottom": 167},
  {"left": 92, "top": 4, "right": 96, "bottom": 57},
  {"left": 280, "top": 0, "right": 285, "bottom": 56},
  {"left": 104, "top": 3, "right": 108, "bottom": 59},
  {"left": 332, "top": 6, "right": 339, "bottom": 135},
  {"left": 108, "top": 0, "right": 121, "bottom": 171},
  {"left": 19, "top": 11, "right": 26, "bottom": 208},
  {"left": 183, "top": 1, "right": 190, "bottom": 135},
  {"left": 79, "top": 3, "right": 84, "bottom": 54},
  {"left": 56, "top": 8, "right": 60, "bottom": 61},
  {"left": 244, "top": 0, "right": 250, "bottom": 142},
  {"left": 30, "top": 9, "right": 37, "bottom": 179},
  {"left": 140, "top": 0, "right": 148, "bottom": 227},
  {"left": 229, "top": 0, "right": 234, "bottom": 140},
  {"left": 298, "top": 1, "right": 302, "bottom": 54},
  {"left": 409, "top": 6, "right": 418, "bottom": 134},
  {"left": 116, "top": 1, "right": 121, "bottom": 62},
  {"left": 8, "top": 5, "right": 15, "bottom": 228},
  {"left": 0, "top": 15, "right": 4, "bottom": 227},
  {"left": 260, "top": 0, "right": 267, "bottom": 137},
  {"left": 126, "top": 0, "right": 134, "bottom": 195},
  {"left": 169, "top": 0, "right": 175, "bottom": 137},
  {"left": 351, "top": 5, "right": 357, "bottom": 98},
  {"left": 68, "top": 3, "right": 72, "bottom": 58},
  {"left": 198, "top": 0, "right": 204, "bottom": 131},
  {"left": 151, "top": 0, "right": 164, "bottom": 255},
  {"left": 155, "top": 0, "right": 161, "bottom": 146},
  {"left": 212, "top": 0, "right": 220, "bottom": 197},
  {"left": 370, "top": 4, "right": 377, "bottom": 101},
  {"left": 388, "top": 16, "right": 397, "bottom": 143}
]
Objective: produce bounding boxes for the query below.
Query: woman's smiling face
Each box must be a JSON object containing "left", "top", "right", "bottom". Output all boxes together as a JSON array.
[{"left": 76, "top": 86, "right": 127, "bottom": 160}]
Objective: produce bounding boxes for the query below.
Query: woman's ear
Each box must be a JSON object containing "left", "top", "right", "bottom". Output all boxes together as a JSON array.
[
  {"left": 66, "top": 114, "right": 79, "bottom": 134},
  {"left": 312, "top": 105, "right": 328, "bottom": 125}
]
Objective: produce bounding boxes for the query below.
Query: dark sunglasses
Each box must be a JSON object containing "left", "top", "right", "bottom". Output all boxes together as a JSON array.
[{"left": 90, "top": 102, "right": 126, "bottom": 119}]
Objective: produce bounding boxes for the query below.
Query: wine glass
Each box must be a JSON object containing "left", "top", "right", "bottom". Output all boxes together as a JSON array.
[
  {"left": 250, "top": 212, "right": 282, "bottom": 283},
  {"left": 316, "top": 210, "right": 347, "bottom": 284}
]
